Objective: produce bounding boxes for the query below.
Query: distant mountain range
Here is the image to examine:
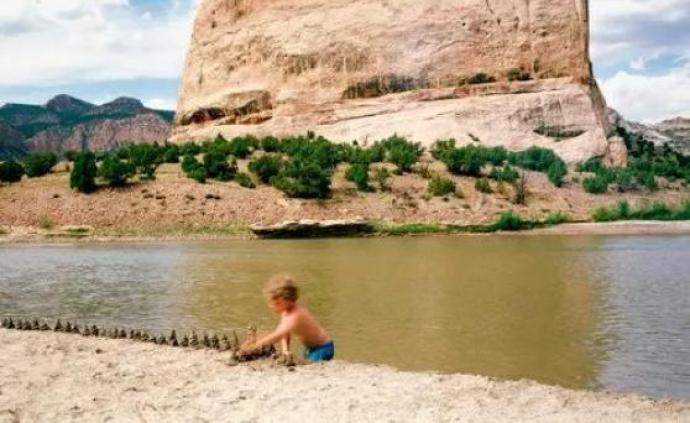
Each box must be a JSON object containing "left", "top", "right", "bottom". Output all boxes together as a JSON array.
[
  {"left": 0, "top": 95, "right": 173, "bottom": 160},
  {"left": 608, "top": 110, "right": 690, "bottom": 155}
]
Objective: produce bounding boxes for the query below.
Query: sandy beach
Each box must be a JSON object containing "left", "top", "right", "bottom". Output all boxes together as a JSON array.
[{"left": 0, "top": 330, "right": 688, "bottom": 422}]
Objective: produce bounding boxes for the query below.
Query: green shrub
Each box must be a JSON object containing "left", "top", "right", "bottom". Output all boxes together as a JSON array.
[
  {"left": 227, "top": 136, "right": 257, "bottom": 159},
  {"left": 180, "top": 142, "right": 202, "bottom": 156},
  {"left": 592, "top": 200, "right": 690, "bottom": 222},
  {"left": 248, "top": 154, "right": 284, "bottom": 183},
  {"left": 189, "top": 167, "right": 207, "bottom": 183},
  {"left": 373, "top": 167, "right": 392, "bottom": 192},
  {"left": 489, "top": 166, "right": 519, "bottom": 183},
  {"left": 181, "top": 155, "right": 201, "bottom": 174},
  {"left": 234, "top": 172, "right": 256, "bottom": 189},
  {"left": 70, "top": 152, "right": 97, "bottom": 193},
  {"left": 345, "top": 163, "right": 372, "bottom": 192},
  {"left": 483, "top": 147, "right": 509, "bottom": 166},
  {"left": 544, "top": 211, "right": 569, "bottom": 225},
  {"left": 260, "top": 136, "right": 281, "bottom": 152},
  {"left": 583, "top": 175, "right": 609, "bottom": 194},
  {"left": 162, "top": 145, "right": 180, "bottom": 163},
  {"left": 380, "top": 135, "right": 422, "bottom": 174},
  {"left": 428, "top": 176, "right": 456, "bottom": 197},
  {"left": 431, "top": 139, "right": 457, "bottom": 160},
  {"left": 467, "top": 73, "right": 496, "bottom": 85},
  {"left": 128, "top": 144, "right": 161, "bottom": 179},
  {"left": 507, "top": 68, "right": 532, "bottom": 81},
  {"left": 547, "top": 160, "right": 568, "bottom": 187},
  {"left": 475, "top": 178, "right": 493, "bottom": 193},
  {"left": 0, "top": 160, "right": 25, "bottom": 183},
  {"left": 23, "top": 153, "right": 58, "bottom": 177},
  {"left": 204, "top": 151, "right": 237, "bottom": 181},
  {"left": 494, "top": 212, "right": 526, "bottom": 231},
  {"left": 99, "top": 155, "right": 134, "bottom": 187},
  {"left": 442, "top": 145, "right": 485, "bottom": 176},
  {"left": 272, "top": 157, "right": 332, "bottom": 199},
  {"left": 642, "top": 173, "right": 658, "bottom": 191}
]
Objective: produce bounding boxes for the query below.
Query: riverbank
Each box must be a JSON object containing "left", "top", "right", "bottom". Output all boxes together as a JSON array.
[
  {"left": 0, "top": 330, "right": 687, "bottom": 422},
  {"left": 2, "top": 220, "right": 690, "bottom": 243}
]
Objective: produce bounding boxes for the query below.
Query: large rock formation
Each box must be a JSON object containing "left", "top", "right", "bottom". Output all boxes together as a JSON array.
[
  {"left": 0, "top": 95, "right": 173, "bottom": 159},
  {"left": 173, "top": 0, "right": 612, "bottom": 163},
  {"left": 608, "top": 109, "right": 690, "bottom": 156}
]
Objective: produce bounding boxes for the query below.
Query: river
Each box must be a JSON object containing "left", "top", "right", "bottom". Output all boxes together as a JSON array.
[{"left": 1, "top": 235, "right": 689, "bottom": 399}]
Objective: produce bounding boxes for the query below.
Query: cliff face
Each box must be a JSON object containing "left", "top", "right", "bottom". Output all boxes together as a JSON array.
[
  {"left": 173, "top": 0, "right": 611, "bottom": 163},
  {"left": 0, "top": 96, "right": 173, "bottom": 159}
]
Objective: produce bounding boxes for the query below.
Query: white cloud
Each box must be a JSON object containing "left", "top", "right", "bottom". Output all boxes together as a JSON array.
[
  {"left": 591, "top": 0, "right": 690, "bottom": 121},
  {"left": 0, "top": 0, "right": 197, "bottom": 86},
  {"left": 145, "top": 97, "right": 177, "bottom": 110},
  {"left": 601, "top": 64, "right": 690, "bottom": 123}
]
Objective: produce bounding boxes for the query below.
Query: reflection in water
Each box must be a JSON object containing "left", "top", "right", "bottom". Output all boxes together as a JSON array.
[{"left": 1, "top": 236, "right": 689, "bottom": 399}]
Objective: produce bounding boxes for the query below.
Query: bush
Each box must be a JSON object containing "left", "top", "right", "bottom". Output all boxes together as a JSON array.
[
  {"left": 0, "top": 160, "right": 25, "bottom": 183},
  {"left": 512, "top": 173, "right": 528, "bottom": 205},
  {"left": 583, "top": 175, "right": 609, "bottom": 194},
  {"left": 494, "top": 212, "right": 526, "bottom": 231},
  {"left": 475, "top": 178, "right": 493, "bottom": 193},
  {"left": 63, "top": 150, "right": 79, "bottom": 162},
  {"left": 547, "top": 160, "right": 568, "bottom": 187},
  {"left": 592, "top": 200, "right": 690, "bottom": 222},
  {"left": 180, "top": 142, "right": 202, "bottom": 156},
  {"left": 544, "top": 211, "right": 569, "bottom": 225},
  {"left": 489, "top": 166, "right": 519, "bottom": 183},
  {"left": 128, "top": 144, "right": 161, "bottom": 179},
  {"left": 442, "top": 145, "right": 485, "bottom": 176},
  {"left": 345, "top": 163, "right": 372, "bottom": 192},
  {"left": 272, "top": 157, "right": 332, "bottom": 199},
  {"left": 467, "top": 73, "right": 496, "bottom": 85},
  {"left": 248, "top": 154, "right": 283, "bottom": 183},
  {"left": 70, "top": 152, "right": 97, "bottom": 193},
  {"left": 188, "top": 167, "right": 207, "bottom": 183},
  {"left": 373, "top": 167, "right": 392, "bottom": 192},
  {"left": 227, "top": 136, "right": 257, "bottom": 159},
  {"left": 162, "top": 145, "right": 180, "bottom": 163},
  {"left": 99, "top": 155, "right": 135, "bottom": 187},
  {"left": 507, "top": 68, "right": 532, "bottom": 81},
  {"left": 260, "top": 136, "right": 281, "bottom": 152},
  {"left": 23, "top": 153, "right": 58, "bottom": 177},
  {"left": 181, "top": 155, "right": 201, "bottom": 174},
  {"left": 204, "top": 151, "right": 237, "bottom": 181},
  {"left": 428, "top": 176, "right": 456, "bottom": 197},
  {"left": 380, "top": 135, "right": 422, "bottom": 174},
  {"left": 431, "top": 139, "right": 457, "bottom": 160},
  {"left": 234, "top": 172, "right": 256, "bottom": 189}
]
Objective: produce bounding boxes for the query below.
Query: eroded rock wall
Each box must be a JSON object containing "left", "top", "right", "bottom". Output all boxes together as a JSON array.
[{"left": 173, "top": 0, "right": 611, "bottom": 163}]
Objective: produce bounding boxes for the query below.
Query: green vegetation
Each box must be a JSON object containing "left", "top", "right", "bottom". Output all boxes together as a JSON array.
[
  {"left": 544, "top": 211, "right": 570, "bottom": 225},
  {"left": 507, "top": 68, "right": 532, "bottom": 82},
  {"left": 343, "top": 74, "right": 422, "bottom": 99},
  {"left": 70, "top": 152, "right": 97, "bottom": 193},
  {"left": 466, "top": 73, "right": 496, "bottom": 85},
  {"left": 99, "top": 155, "right": 135, "bottom": 187},
  {"left": 508, "top": 146, "right": 568, "bottom": 187},
  {"left": 22, "top": 153, "right": 58, "bottom": 178},
  {"left": 475, "top": 178, "right": 493, "bottom": 194},
  {"left": 272, "top": 158, "right": 332, "bottom": 199},
  {"left": 427, "top": 175, "right": 456, "bottom": 197},
  {"left": 582, "top": 175, "right": 609, "bottom": 194},
  {"left": 379, "top": 135, "right": 423, "bottom": 174},
  {"left": 127, "top": 144, "right": 161, "bottom": 180},
  {"left": 345, "top": 163, "right": 372, "bottom": 192},
  {"left": 234, "top": 172, "right": 256, "bottom": 189},
  {"left": 248, "top": 154, "right": 284, "bottom": 183},
  {"left": 0, "top": 160, "right": 25, "bottom": 183},
  {"left": 489, "top": 166, "right": 519, "bottom": 183},
  {"left": 203, "top": 151, "right": 237, "bottom": 181},
  {"left": 592, "top": 200, "right": 690, "bottom": 222}
]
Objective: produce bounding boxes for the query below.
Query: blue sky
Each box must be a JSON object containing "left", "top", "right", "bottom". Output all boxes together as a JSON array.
[{"left": 0, "top": 0, "right": 689, "bottom": 122}]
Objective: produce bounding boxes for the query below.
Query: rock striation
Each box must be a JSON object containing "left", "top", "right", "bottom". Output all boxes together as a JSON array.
[
  {"left": 0, "top": 95, "right": 173, "bottom": 159},
  {"left": 173, "top": 0, "right": 613, "bottom": 163}
]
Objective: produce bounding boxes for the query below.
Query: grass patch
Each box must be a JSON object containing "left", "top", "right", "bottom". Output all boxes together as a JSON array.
[
  {"left": 93, "top": 223, "right": 251, "bottom": 239},
  {"left": 592, "top": 200, "right": 690, "bottom": 222}
]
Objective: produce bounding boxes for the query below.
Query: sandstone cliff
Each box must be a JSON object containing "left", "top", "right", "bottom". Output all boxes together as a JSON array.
[
  {"left": 173, "top": 0, "right": 612, "bottom": 163},
  {"left": 0, "top": 96, "right": 173, "bottom": 159}
]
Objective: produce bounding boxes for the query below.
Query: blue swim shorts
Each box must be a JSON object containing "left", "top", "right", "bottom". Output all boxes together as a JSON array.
[{"left": 304, "top": 341, "right": 335, "bottom": 362}]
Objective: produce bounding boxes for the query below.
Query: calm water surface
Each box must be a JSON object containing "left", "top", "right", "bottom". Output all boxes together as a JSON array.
[{"left": 1, "top": 236, "right": 689, "bottom": 399}]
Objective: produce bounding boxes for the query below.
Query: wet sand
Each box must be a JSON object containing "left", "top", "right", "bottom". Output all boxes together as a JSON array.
[{"left": 0, "top": 330, "right": 687, "bottom": 422}]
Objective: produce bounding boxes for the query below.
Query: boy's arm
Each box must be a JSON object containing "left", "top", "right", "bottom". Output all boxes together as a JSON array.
[{"left": 243, "top": 318, "right": 293, "bottom": 351}]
